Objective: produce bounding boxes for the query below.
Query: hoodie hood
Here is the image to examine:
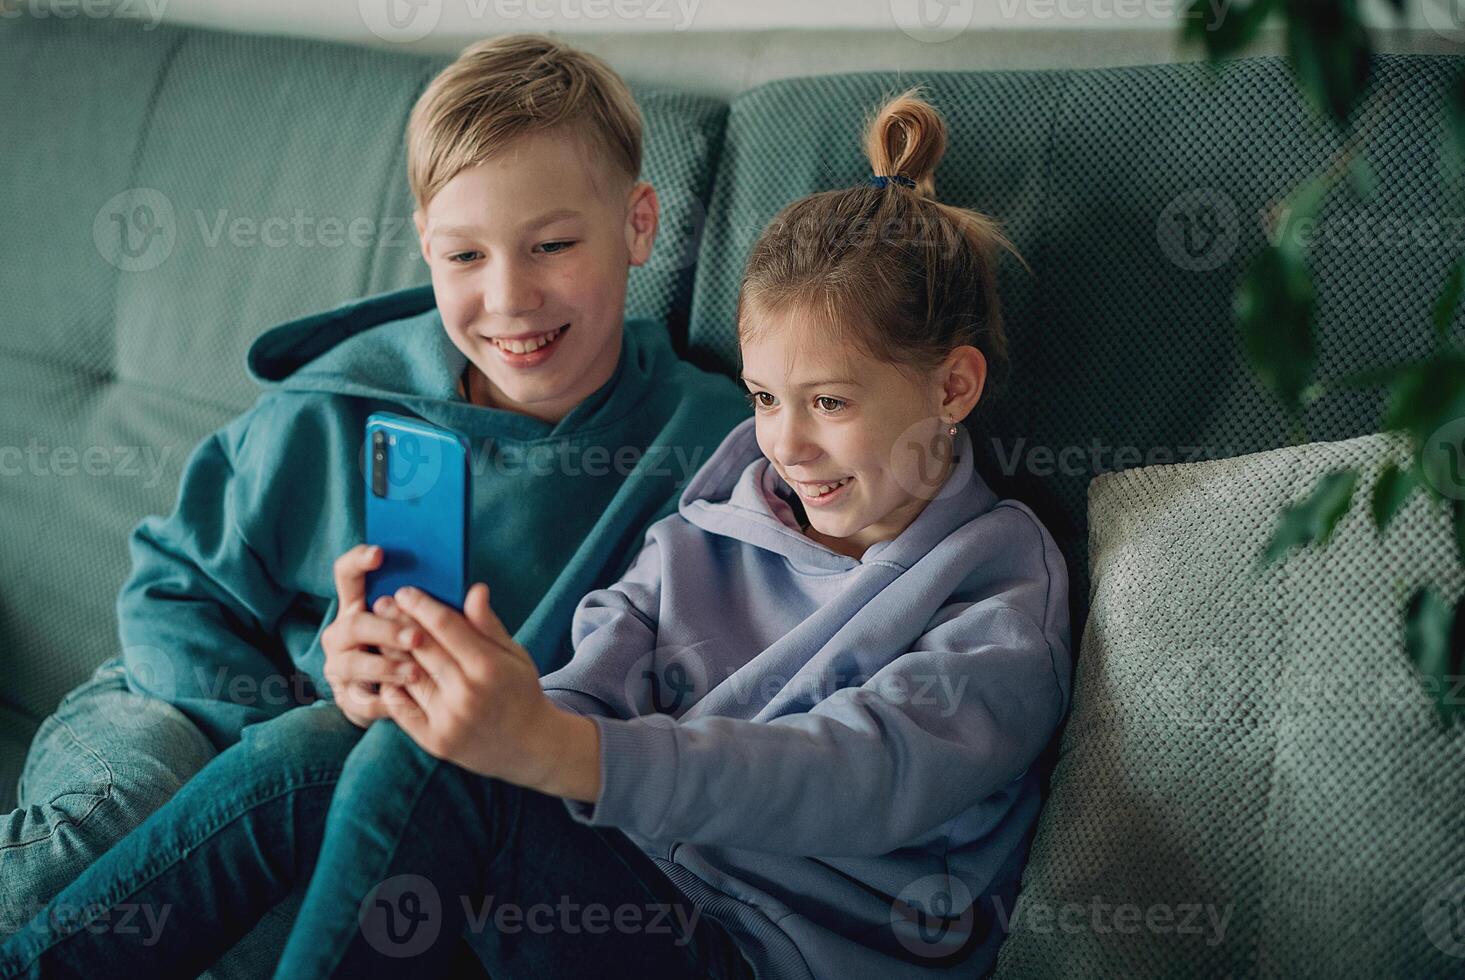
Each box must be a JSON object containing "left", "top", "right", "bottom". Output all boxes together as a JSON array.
[
  {"left": 245, "top": 283, "right": 648, "bottom": 442},
  {"left": 678, "top": 415, "right": 999, "bottom": 573}
]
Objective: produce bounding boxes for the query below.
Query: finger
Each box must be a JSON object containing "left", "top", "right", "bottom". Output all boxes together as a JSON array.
[
  {"left": 463, "top": 585, "right": 534, "bottom": 667},
  {"left": 345, "top": 609, "right": 420, "bottom": 654},
  {"left": 334, "top": 544, "right": 383, "bottom": 615},
  {"left": 373, "top": 595, "right": 408, "bottom": 621},
  {"left": 343, "top": 680, "right": 388, "bottom": 720},
  {"left": 400, "top": 654, "right": 440, "bottom": 708},
  {"left": 381, "top": 682, "right": 431, "bottom": 741},
  {"left": 391, "top": 622, "right": 464, "bottom": 700},
  {"left": 336, "top": 649, "right": 419, "bottom": 687},
  {"left": 396, "top": 586, "right": 507, "bottom": 669},
  {"left": 371, "top": 599, "right": 427, "bottom": 662},
  {"left": 462, "top": 584, "right": 516, "bottom": 650}
]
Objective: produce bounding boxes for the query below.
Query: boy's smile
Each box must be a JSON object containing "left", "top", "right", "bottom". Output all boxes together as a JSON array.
[{"left": 414, "top": 129, "right": 658, "bottom": 423}]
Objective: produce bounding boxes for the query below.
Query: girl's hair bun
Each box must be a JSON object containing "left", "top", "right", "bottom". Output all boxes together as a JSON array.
[{"left": 864, "top": 88, "right": 946, "bottom": 199}]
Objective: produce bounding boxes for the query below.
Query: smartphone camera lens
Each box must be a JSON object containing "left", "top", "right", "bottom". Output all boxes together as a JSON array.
[{"left": 371, "top": 429, "right": 388, "bottom": 498}]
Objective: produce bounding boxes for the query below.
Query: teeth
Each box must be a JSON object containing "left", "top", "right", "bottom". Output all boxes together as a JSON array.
[
  {"left": 493, "top": 326, "right": 562, "bottom": 354},
  {"left": 803, "top": 476, "right": 852, "bottom": 498}
]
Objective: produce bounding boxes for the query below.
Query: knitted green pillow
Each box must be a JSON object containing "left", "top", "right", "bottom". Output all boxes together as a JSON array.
[{"left": 995, "top": 431, "right": 1465, "bottom": 978}]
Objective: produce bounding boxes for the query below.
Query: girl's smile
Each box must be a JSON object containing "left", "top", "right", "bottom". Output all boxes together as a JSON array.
[{"left": 739, "top": 299, "right": 985, "bottom": 560}]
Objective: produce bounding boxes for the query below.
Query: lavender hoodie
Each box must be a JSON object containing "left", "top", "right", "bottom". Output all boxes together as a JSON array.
[{"left": 539, "top": 416, "right": 1072, "bottom": 978}]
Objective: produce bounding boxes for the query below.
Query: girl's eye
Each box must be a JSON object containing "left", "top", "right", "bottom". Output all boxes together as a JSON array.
[
  {"left": 537, "top": 240, "right": 576, "bottom": 255},
  {"left": 447, "top": 251, "right": 481, "bottom": 264},
  {"left": 746, "top": 391, "right": 775, "bottom": 410},
  {"left": 815, "top": 396, "right": 846, "bottom": 413}
]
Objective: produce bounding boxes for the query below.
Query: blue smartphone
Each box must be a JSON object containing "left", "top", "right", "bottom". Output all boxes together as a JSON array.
[{"left": 364, "top": 411, "right": 471, "bottom": 611}]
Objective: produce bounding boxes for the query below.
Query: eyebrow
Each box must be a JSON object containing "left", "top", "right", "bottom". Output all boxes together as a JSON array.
[
  {"left": 431, "top": 208, "right": 583, "bottom": 239},
  {"left": 740, "top": 375, "right": 860, "bottom": 389}
]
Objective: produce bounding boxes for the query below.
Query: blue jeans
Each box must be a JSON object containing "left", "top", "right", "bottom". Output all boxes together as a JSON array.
[
  {"left": 0, "top": 658, "right": 292, "bottom": 979},
  {"left": 0, "top": 700, "right": 757, "bottom": 979}
]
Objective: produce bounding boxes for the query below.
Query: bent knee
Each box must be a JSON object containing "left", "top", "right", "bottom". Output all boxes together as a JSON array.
[
  {"left": 234, "top": 704, "right": 364, "bottom": 778},
  {"left": 334, "top": 718, "right": 440, "bottom": 797},
  {"left": 20, "top": 684, "right": 215, "bottom": 811}
]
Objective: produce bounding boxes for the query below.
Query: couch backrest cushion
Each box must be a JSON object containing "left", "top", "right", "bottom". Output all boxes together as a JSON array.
[{"left": 689, "top": 56, "right": 1465, "bottom": 631}]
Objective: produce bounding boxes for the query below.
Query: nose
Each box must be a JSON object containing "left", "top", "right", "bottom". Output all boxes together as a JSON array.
[
  {"left": 770, "top": 411, "right": 821, "bottom": 473},
  {"left": 480, "top": 256, "right": 543, "bottom": 319}
]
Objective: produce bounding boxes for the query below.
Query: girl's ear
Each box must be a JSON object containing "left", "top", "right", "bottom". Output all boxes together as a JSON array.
[
  {"left": 625, "top": 181, "right": 660, "bottom": 267},
  {"left": 939, "top": 346, "right": 988, "bottom": 422}
]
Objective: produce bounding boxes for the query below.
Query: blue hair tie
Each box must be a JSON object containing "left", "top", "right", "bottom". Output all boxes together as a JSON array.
[{"left": 869, "top": 174, "right": 916, "bottom": 189}]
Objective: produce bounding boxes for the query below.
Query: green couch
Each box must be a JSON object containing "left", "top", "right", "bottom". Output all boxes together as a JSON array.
[{"left": 2, "top": 12, "right": 1460, "bottom": 975}]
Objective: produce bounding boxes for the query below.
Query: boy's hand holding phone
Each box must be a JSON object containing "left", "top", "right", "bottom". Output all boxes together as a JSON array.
[
  {"left": 331, "top": 411, "right": 470, "bottom": 729},
  {"left": 321, "top": 544, "right": 426, "bottom": 729}
]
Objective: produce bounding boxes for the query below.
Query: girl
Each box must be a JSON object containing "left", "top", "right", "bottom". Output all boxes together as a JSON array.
[{"left": 0, "top": 91, "right": 1069, "bottom": 980}]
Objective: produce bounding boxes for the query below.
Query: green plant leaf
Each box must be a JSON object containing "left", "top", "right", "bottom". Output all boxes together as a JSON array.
[
  {"left": 1346, "top": 153, "right": 1375, "bottom": 201},
  {"left": 1237, "top": 177, "right": 1330, "bottom": 418},
  {"left": 1383, "top": 352, "right": 1465, "bottom": 440},
  {"left": 1455, "top": 497, "right": 1465, "bottom": 567},
  {"left": 1433, "top": 257, "right": 1464, "bottom": 343},
  {"left": 1283, "top": 0, "right": 1372, "bottom": 127},
  {"left": 1333, "top": 358, "right": 1422, "bottom": 391},
  {"left": 1415, "top": 452, "right": 1447, "bottom": 506},
  {"left": 1276, "top": 174, "right": 1332, "bottom": 267},
  {"left": 1181, "top": 0, "right": 1279, "bottom": 57},
  {"left": 1370, "top": 461, "right": 1418, "bottom": 534},
  {"left": 1405, "top": 587, "right": 1465, "bottom": 726},
  {"left": 1262, "top": 468, "right": 1358, "bottom": 565},
  {"left": 1236, "top": 244, "right": 1316, "bottom": 418},
  {"left": 1444, "top": 70, "right": 1465, "bottom": 185}
]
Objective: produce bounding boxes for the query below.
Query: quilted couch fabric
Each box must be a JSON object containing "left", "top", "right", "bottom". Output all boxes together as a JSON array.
[
  {"left": 688, "top": 56, "right": 1465, "bottom": 637},
  {"left": 0, "top": 15, "right": 727, "bottom": 811},
  {"left": 993, "top": 431, "right": 1465, "bottom": 978}
]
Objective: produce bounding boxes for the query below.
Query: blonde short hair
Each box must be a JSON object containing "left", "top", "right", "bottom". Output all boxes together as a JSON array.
[{"left": 406, "top": 34, "right": 643, "bottom": 209}]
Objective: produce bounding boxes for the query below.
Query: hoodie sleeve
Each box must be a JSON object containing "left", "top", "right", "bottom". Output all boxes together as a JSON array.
[
  {"left": 118, "top": 409, "right": 310, "bottom": 751},
  {"left": 561, "top": 598, "right": 1070, "bottom": 857},
  {"left": 538, "top": 529, "right": 665, "bottom": 719}
]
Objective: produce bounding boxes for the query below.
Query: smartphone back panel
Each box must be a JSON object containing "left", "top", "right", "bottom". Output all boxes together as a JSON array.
[{"left": 364, "top": 411, "right": 471, "bottom": 610}]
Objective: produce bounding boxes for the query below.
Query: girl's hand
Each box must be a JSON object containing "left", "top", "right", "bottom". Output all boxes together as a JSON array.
[
  {"left": 320, "top": 544, "right": 423, "bottom": 728},
  {"left": 381, "top": 583, "right": 571, "bottom": 789}
]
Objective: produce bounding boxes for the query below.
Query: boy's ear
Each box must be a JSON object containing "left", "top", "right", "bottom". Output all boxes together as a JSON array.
[
  {"left": 412, "top": 208, "right": 430, "bottom": 265},
  {"left": 624, "top": 181, "right": 659, "bottom": 267}
]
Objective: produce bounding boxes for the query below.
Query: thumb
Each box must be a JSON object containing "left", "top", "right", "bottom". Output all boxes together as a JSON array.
[{"left": 464, "top": 583, "right": 495, "bottom": 636}]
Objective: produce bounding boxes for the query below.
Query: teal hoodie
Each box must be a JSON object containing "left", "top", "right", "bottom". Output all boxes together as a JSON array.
[{"left": 116, "top": 285, "right": 750, "bottom": 752}]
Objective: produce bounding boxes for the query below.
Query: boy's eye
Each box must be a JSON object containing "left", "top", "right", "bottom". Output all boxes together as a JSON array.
[
  {"left": 746, "top": 391, "right": 775, "bottom": 410},
  {"left": 537, "top": 240, "right": 576, "bottom": 255},
  {"left": 447, "top": 251, "right": 481, "bottom": 264},
  {"left": 815, "top": 396, "right": 846, "bottom": 413}
]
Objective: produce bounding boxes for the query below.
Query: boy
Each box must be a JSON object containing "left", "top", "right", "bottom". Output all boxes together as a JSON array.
[{"left": 0, "top": 33, "right": 749, "bottom": 974}]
